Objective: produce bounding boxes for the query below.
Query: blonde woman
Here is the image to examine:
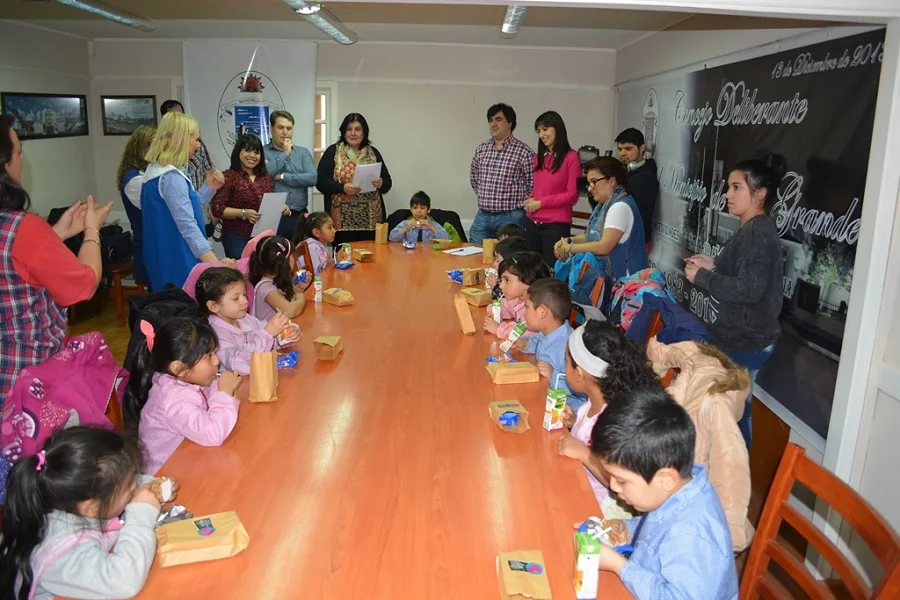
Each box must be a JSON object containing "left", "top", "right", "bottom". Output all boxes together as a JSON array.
[
  {"left": 141, "top": 112, "right": 226, "bottom": 290},
  {"left": 116, "top": 125, "right": 155, "bottom": 286}
]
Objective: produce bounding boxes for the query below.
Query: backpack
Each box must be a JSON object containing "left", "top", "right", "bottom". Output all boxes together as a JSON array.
[
  {"left": 100, "top": 224, "right": 133, "bottom": 264},
  {"left": 123, "top": 286, "right": 200, "bottom": 428},
  {"left": 555, "top": 253, "right": 607, "bottom": 323},
  {"left": 607, "top": 268, "right": 676, "bottom": 331}
]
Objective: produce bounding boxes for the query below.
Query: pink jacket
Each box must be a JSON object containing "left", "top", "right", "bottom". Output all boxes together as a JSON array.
[
  {"left": 138, "top": 373, "right": 239, "bottom": 475},
  {"left": 496, "top": 297, "right": 526, "bottom": 339},
  {"left": 208, "top": 314, "right": 275, "bottom": 376},
  {"left": 528, "top": 150, "right": 581, "bottom": 225}
]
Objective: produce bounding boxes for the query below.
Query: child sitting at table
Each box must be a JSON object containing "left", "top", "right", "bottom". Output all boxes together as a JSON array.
[
  {"left": 388, "top": 191, "right": 449, "bottom": 245},
  {"left": 590, "top": 388, "right": 738, "bottom": 600},
  {"left": 487, "top": 235, "right": 529, "bottom": 298},
  {"left": 497, "top": 222, "right": 526, "bottom": 241},
  {"left": 556, "top": 320, "right": 658, "bottom": 516},
  {"left": 518, "top": 277, "right": 574, "bottom": 385},
  {"left": 291, "top": 211, "right": 334, "bottom": 275},
  {"left": 129, "top": 316, "right": 243, "bottom": 474},
  {"left": 197, "top": 267, "right": 296, "bottom": 376},
  {"left": 249, "top": 234, "right": 308, "bottom": 321},
  {"left": 483, "top": 251, "right": 551, "bottom": 339},
  {"left": 0, "top": 427, "right": 174, "bottom": 600}
]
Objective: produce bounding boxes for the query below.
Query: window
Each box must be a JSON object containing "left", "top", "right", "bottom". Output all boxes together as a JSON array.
[{"left": 314, "top": 90, "right": 328, "bottom": 164}]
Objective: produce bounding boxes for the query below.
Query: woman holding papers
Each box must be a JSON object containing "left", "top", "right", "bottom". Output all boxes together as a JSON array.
[
  {"left": 211, "top": 134, "right": 282, "bottom": 258},
  {"left": 316, "top": 113, "right": 392, "bottom": 244}
]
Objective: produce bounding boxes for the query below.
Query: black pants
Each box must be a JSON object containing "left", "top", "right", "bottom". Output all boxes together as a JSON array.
[
  {"left": 525, "top": 220, "right": 571, "bottom": 268},
  {"left": 277, "top": 209, "right": 306, "bottom": 241}
]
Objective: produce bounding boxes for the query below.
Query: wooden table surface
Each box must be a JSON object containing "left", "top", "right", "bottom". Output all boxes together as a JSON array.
[{"left": 137, "top": 241, "right": 632, "bottom": 600}]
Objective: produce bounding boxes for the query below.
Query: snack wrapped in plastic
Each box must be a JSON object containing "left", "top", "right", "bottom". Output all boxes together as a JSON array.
[
  {"left": 447, "top": 269, "right": 464, "bottom": 284},
  {"left": 486, "top": 353, "right": 516, "bottom": 364},
  {"left": 156, "top": 504, "right": 193, "bottom": 527},
  {"left": 277, "top": 351, "right": 299, "bottom": 369},
  {"left": 403, "top": 239, "right": 417, "bottom": 250},
  {"left": 333, "top": 261, "right": 355, "bottom": 270},
  {"left": 293, "top": 270, "right": 310, "bottom": 286}
]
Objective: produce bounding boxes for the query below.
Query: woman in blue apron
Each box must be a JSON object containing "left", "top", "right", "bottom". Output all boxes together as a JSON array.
[{"left": 141, "top": 112, "right": 227, "bottom": 291}]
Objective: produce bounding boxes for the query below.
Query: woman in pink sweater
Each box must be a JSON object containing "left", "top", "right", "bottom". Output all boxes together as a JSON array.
[{"left": 523, "top": 111, "right": 582, "bottom": 266}]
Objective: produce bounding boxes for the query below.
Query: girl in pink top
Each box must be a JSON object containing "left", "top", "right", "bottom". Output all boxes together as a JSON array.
[
  {"left": 248, "top": 235, "right": 308, "bottom": 322},
  {"left": 196, "top": 267, "right": 299, "bottom": 376},
  {"left": 129, "top": 316, "right": 243, "bottom": 475},
  {"left": 523, "top": 111, "right": 581, "bottom": 266},
  {"left": 290, "top": 212, "right": 335, "bottom": 276},
  {"left": 556, "top": 321, "right": 660, "bottom": 515},
  {"left": 483, "top": 251, "right": 551, "bottom": 339}
]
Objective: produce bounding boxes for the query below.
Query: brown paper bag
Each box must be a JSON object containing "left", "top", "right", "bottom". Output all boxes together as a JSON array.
[
  {"left": 453, "top": 293, "right": 476, "bottom": 335},
  {"left": 497, "top": 550, "right": 551, "bottom": 599},
  {"left": 486, "top": 362, "right": 540, "bottom": 385},
  {"left": 461, "top": 287, "right": 492, "bottom": 307},
  {"left": 156, "top": 511, "right": 250, "bottom": 568},
  {"left": 314, "top": 336, "right": 343, "bottom": 360},
  {"left": 375, "top": 222, "right": 389, "bottom": 244},
  {"left": 323, "top": 288, "right": 355, "bottom": 306},
  {"left": 483, "top": 238, "right": 498, "bottom": 265},
  {"left": 352, "top": 248, "right": 375, "bottom": 262},
  {"left": 489, "top": 400, "right": 530, "bottom": 433},
  {"left": 432, "top": 239, "right": 457, "bottom": 250},
  {"left": 249, "top": 350, "right": 278, "bottom": 403},
  {"left": 462, "top": 267, "right": 485, "bottom": 286}
]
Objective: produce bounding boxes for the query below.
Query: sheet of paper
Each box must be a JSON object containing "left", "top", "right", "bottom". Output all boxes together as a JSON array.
[
  {"left": 251, "top": 192, "right": 288, "bottom": 237},
  {"left": 444, "top": 246, "right": 484, "bottom": 257},
  {"left": 352, "top": 162, "right": 382, "bottom": 193}
]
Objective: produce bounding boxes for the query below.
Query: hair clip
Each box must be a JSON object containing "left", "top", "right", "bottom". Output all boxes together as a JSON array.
[
  {"left": 140, "top": 320, "right": 156, "bottom": 351},
  {"left": 36, "top": 450, "right": 46, "bottom": 471},
  {"left": 276, "top": 242, "right": 287, "bottom": 256}
]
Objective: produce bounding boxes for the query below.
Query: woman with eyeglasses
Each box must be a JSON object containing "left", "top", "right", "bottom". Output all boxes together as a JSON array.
[{"left": 553, "top": 156, "right": 648, "bottom": 283}]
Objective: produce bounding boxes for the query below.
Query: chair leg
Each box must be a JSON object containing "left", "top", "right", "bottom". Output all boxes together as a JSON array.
[
  {"left": 114, "top": 273, "right": 125, "bottom": 327},
  {"left": 137, "top": 282, "right": 145, "bottom": 294}
]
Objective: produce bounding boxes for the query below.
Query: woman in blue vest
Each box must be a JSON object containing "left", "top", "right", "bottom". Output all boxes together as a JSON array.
[
  {"left": 553, "top": 156, "right": 648, "bottom": 282},
  {"left": 141, "top": 112, "right": 227, "bottom": 290},
  {"left": 116, "top": 125, "right": 155, "bottom": 288}
]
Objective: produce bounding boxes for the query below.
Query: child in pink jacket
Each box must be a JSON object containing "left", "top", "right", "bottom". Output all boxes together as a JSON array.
[
  {"left": 195, "top": 267, "right": 299, "bottom": 376},
  {"left": 129, "top": 316, "right": 243, "bottom": 475},
  {"left": 483, "top": 251, "right": 551, "bottom": 339}
]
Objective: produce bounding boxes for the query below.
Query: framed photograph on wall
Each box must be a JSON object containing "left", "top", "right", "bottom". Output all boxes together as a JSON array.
[
  {"left": 0, "top": 92, "right": 89, "bottom": 140},
  {"left": 100, "top": 95, "right": 157, "bottom": 136}
]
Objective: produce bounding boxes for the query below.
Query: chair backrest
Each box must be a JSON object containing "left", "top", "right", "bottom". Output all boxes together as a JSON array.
[
  {"left": 572, "top": 210, "right": 591, "bottom": 233},
  {"left": 741, "top": 443, "right": 900, "bottom": 599},
  {"left": 292, "top": 239, "right": 314, "bottom": 277},
  {"left": 568, "top": 261, "right": 605, "bottom": 326}
]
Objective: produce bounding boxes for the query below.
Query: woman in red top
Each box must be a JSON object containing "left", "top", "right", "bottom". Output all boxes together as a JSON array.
[
  {"left": 523, "top": 111, "right": 582, "bottom": 266},
  {"left": 0, "top": 115, "right": 112, "bottom": 408},
  {"left": 211, "top": 134, "right": 281, "bottom": 259}
]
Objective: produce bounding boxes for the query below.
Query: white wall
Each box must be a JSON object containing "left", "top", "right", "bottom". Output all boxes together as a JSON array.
[{"left": 0, "top": 21, "right": 94, "bottom": 217}]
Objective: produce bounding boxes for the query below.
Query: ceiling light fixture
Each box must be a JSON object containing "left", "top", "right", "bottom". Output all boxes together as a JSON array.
[
  {"left": 282, "top": 1, "right": 358, "bottom": 45},
  {"left": 500, "top": 5, "right": 527, "bottom": 39},
  {"left": 54, "top": 0, "right": 154, "bottom": 32}
]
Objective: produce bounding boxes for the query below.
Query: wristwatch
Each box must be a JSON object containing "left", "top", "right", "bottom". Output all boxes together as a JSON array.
[
  {"left": 241, "top": 208, "right": 247, "bottom": 220},
  {"left": 567, "top": 237, "right": 573, "bottom": 245}
]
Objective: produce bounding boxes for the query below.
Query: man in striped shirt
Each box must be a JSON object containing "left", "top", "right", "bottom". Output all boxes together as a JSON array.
[{"left": 468, "top": 103, "right": 535, "bottom": 244}]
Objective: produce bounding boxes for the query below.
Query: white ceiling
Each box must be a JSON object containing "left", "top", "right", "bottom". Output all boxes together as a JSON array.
[{"left": 1, "top": 1, "right": 834, "bottom": 49}]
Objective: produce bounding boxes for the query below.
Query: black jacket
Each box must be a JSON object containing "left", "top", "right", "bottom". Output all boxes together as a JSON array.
[{"left": 625, "top": 158, "right": 659, "bottom": 241}]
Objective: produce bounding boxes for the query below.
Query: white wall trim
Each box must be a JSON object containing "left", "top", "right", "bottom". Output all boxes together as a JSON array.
[
  {"left": 0, "top": 19, "right": 88, "bottom": 40},
  {"left": 328, "top": 75, "right": 612, "bottom": 91},
  {"left": 876, "top": 363, "right": 900, "bottom": 401},
  {"left": 0, "top": 63, "right": 90, "bottom": 81},
  {"left": 90, "top": 74, "right": 183, "bottom": 81},
  {"left": 615, "top": 24, "right": 879, "bottom": 87}
]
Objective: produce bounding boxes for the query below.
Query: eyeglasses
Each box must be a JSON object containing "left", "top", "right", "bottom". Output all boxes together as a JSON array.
[{"left": 587, "top": 176, "right": 608, "bottom": 187}]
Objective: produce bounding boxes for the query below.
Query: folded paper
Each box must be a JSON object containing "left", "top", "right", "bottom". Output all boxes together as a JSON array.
[{"left": 156, "top": 511, "right": 249, "bottom": 568}]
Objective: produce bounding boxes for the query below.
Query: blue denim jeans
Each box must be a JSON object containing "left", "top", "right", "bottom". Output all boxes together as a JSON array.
[
  {"left": 468, "top": 208, "right": 526, "bottom": 244},
  {"left": 221, "top": 231, "right": 251, "bottom": 260},
  {"left": 726, "top": 342, "right": 777, "bottom": 449}
]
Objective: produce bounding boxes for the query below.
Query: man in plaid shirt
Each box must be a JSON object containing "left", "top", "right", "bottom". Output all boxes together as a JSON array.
[{"left": 468, "top": 103, "right": 535, "bottom": 244}]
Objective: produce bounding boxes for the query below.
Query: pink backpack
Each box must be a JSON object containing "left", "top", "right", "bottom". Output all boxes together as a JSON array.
[{"left": 0, "top": 333, "right": 126, "bottom": 463}]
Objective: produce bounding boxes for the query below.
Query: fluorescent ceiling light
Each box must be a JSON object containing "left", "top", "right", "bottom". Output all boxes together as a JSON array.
[
  {"left": 282, "top": 1, "right": 358, "bottom": 45},
  {"left": 55, "top": 0, "right": 154, "bottom": 31},
  {"left": 500, "top": 4, "right": 527, "bottom": 39}
]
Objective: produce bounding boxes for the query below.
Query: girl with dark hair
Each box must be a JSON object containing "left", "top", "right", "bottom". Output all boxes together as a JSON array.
[
  {"left": 484, "top": 251, "right": 551, "bottom": 339},
  {"left": 0, "top": 427, "right": 172, "bottom": 600},
  {"left": 556, "top": 320, "right": 658, "bottom": 516},
  {"left": 525, "top": 111, "right": 582, "bottom": 266},
  {"left": 685, "top": 154, "right": 786, "bottom": 449},
  {"left": 553, "top": 156, "right": 648, "bottom": 283},
  {"left": 0, "top": 115, "right": 112, "bottom": 411},
  {"left": 131, "top": 315, "right": 242, "bottom": 474},
  {"left": 249, "top": 235, "right": 308, "bottom": 321},
  {"left": 195, "top": 267, "right": 295, "bottom": 376},
  {"left": 315, "top": 113, "right": 393, "bottom": 244},
  {"left": 291, "top": 211, "right": 335, "bottom": 275},
  {"left": 211, "top": 133, "right": 280, "bottom": 259}
]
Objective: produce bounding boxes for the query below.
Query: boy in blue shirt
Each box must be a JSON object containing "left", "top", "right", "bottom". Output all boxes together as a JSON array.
[
  {"left": 517, "top": 278, "right": 585, "bottom": 409},
  {"left": 591, "top": 387, "right": 739, "bottom": 600},
  {"left": 389, "top": 191, "right": 449, "bottom": 245}
]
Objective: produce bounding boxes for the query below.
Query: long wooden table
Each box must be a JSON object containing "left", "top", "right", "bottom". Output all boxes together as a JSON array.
[{"left": 137, "top": 242, "right": 632, "bottom": 599}]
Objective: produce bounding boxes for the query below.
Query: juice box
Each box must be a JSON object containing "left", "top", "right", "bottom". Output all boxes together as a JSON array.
[{"left": 542, "top": 388, "right": 568, "bottom": 431}]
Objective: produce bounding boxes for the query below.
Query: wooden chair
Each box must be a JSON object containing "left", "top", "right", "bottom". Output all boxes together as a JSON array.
[
  {"left": 106, "top": 390, "right": 124, "bottom": 432},
  {"left": 740, "top": 443, "right": 900, "bottom": 599},
  {"left": 567, "top": 261, "right": 606, "bottom": 326},
  {"left": 292, "top": 240, "right": 314, "bottom": 275},
  {"left": 110, "top": 260, "right": 146, "bottom": 327},
  {"left": 571, "top": 210, "right": 591, "bottom": 233}
]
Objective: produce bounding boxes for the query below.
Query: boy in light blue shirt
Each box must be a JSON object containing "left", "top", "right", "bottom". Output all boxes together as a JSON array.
[
  {"left": 389, "top": 191, "right": 449, "bottom": 245},
  {"left": 590, "top": 387, "right": 738, "bottom": 600}
]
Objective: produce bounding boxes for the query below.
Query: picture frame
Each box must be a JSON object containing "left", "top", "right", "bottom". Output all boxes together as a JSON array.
[
  {"left": 100, "top": 95, "right": 158, "bottom": 136},
  {"left": 0, "top": 92, "right": 89, "bottom": 140}
]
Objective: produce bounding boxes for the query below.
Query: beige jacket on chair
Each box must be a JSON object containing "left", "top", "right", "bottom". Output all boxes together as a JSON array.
[{"left": 647, "top": 337, "right": 755, "bottom": 551}]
